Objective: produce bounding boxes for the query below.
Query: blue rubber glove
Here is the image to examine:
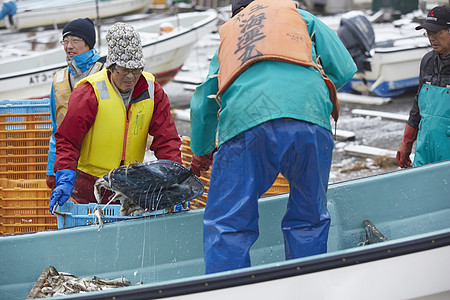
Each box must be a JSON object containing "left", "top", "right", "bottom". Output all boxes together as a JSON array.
[{"left": 49, "top": 169, "right": 77, "bottom": 214}]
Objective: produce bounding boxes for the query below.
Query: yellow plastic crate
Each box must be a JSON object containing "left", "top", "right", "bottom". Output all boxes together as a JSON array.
[
  {"left": 0, "top": 112, "right": 51, "bottom": 131},
  {"left": 0, "top": 224, "right": 56, "bottom": 235},
  {"left": 0, "top": 112, "right": 51, "bottom": 180},
  {"left": 0, "top": 178, "right": 56, "bottom": 235}
]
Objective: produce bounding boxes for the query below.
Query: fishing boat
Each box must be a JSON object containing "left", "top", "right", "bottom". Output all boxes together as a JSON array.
[
  {"left": 339, "top": 22, "right": 431, "bottom": 97},
  {"left": 1, "top": 160, "right": 449, "bottom": 299},
  {"left": 344, "top": 45, "right": 431, "bottom": 98},
  {"left": 0, "top": 0, "right": 152, "bottom": 30},
  {"left": 332, "top": 11, "right": 432, "bottom": 97},
  {"left": 0, "top": 10, "right": 218, "bottom": 100}
]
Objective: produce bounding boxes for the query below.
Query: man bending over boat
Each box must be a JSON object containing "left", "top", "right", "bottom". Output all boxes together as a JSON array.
[
  {"left": 49, "top": 22, "right": 181, "bottom": 213},
  {"left": 46, "top": 18, "right": 105, "bottom": 190},
  {"left": 189, "top": 0, "right": 357, "bottom": 274},
  {"left": 397, "top": 6, "right": 450, "bottom": 168}
]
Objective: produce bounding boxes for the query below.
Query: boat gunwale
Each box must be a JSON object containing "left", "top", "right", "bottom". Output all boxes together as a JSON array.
[
  {"left": 373, "top": 43, "right": 431, "bottom": 54},
  {"left": 50, "top": 229, "right": 450, "bottom": 299}
]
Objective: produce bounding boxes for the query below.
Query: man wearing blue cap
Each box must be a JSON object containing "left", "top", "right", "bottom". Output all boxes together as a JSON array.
[
  {"left": 46, "top": 18, "right": 105, "bottom": 190},
  {"left": 397, "top": 6, "right": 450, "bottom": 168}
]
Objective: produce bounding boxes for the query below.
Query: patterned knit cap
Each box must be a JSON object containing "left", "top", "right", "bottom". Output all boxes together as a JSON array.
[{"left": 105, "top": 22, "right": 146, "bottom": 69}]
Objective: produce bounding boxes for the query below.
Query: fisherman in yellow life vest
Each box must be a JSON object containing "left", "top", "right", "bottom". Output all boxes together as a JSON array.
[{"left": 49, "top": 22, "right": 182, "bottom": 213}]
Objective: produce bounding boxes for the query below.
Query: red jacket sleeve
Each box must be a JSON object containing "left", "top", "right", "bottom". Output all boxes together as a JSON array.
[
  {"left": 54, "top": 77, "right": 181, "bottom": 172},
  {"left": 148, "top": 81, "right": 182, "bottom": 164},
  {"left": 54, "top": 83, "right": 98, "bottom": 172}
]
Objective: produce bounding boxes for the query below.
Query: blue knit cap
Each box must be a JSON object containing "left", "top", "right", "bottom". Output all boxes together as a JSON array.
[{"left": 62, "top": 18, "right": 96, "bottom": 49}]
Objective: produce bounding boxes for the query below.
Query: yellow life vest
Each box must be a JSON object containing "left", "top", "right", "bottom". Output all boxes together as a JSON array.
[
  {"left": 53, "top": 62, "right": 103, "bottom": 126},
  {"left": 75, "top": 69, "right": 155, "bottom": 177},
  {"left": 217, "top": 0, "right": 339, "bottom": 121}
]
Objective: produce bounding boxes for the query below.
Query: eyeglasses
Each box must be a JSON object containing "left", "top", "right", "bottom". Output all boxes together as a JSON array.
[
  {"left": 114, "top": 66, "right": 143, "bottom": 76},
  {"left": 423, "top": 29, "right": 449, "bottom": 38},
  {"left": 60, "top": 38, "right": 84, "bottom": 46}
]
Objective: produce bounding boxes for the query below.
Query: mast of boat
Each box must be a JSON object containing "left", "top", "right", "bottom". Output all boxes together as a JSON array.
[
  {"left": 95, "top": 0, "right": 102, "bottom": 54},
  {"left": 169, "top": 0, "right": 182, "bottom": 29}
]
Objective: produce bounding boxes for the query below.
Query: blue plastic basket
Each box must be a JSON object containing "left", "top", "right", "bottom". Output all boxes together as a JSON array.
[
  {"left": 55, "top": 202, "right": 188, "bottom": 229},
  {"left": 0, "top": 98, "right": 50, "bottom": 114}
]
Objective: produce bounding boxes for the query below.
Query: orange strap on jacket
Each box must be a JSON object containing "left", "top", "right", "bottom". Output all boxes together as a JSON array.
[{"left": 217, "top": 0, "right": 339, "bottom": 121}]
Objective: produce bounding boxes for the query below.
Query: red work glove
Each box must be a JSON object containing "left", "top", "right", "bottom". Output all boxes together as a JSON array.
[
  {"left": 191, "top": 149, "right": 216, "bottom": 177},
  {"left": 396, "top": 123, "right": 418, "bottom": 168},
  {"left": 46, "top": 175, "right": 56, "bottom": 190}
]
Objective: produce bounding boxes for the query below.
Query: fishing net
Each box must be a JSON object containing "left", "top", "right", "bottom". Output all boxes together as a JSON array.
[{"left": 98, "top": 160, "right": 204, "bottom": 211}]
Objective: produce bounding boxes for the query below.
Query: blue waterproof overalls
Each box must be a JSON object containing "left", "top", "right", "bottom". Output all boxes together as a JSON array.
[{"left": 204, "top": 119, "right": 333, "bottom": 273}]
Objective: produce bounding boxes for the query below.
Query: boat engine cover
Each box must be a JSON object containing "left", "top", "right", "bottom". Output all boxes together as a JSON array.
[{"left": 337, "top": 12, "right": 375, "bottom": 73}]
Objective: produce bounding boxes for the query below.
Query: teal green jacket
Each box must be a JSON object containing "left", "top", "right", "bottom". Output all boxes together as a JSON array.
[{"left": 190, "top": 9, "right": 357, "bottom": 155}]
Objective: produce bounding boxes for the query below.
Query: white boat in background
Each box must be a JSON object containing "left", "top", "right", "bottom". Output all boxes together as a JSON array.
[
  {"left": 0, "top": 0, "right": 152, "bottom": 30},
  {"left": 346, "top": 38, "right": 430, "bottom": 98},
  {"left": 0, "top": 10, "right": 218, "bottom": 100},
  {"left": 326, "top": 11, "right": 432, "bottom": 97}
]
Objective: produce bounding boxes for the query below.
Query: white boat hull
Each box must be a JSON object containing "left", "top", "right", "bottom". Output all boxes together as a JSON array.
[
  {"left": 0, "top": 11, "right": 218, "bottom": 100},
  {"left": 321, "top": 15, "right": 432, "bottom": 97},
  {"left": 343, "top": 44, "right": 431, "bottom": 97},
  {"left": 165, "top": 244, "right": 450, "bottom": 300},
  {"left": 1, "top": 0, "right": 152, "bottom": 30}
]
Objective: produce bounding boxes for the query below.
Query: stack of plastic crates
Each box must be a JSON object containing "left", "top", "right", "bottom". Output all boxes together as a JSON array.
[
  {"left": 180, "top": 136, "right": 211, "bottom": 208},
  {"left": 179, "top": 136, "right": 290, "bottom": 209},
  {"left": 0, "top": 178, "right": 56, "bottom": 234},
  {"left": 0, "top": 99, "right": 57, "bottom": 235}
]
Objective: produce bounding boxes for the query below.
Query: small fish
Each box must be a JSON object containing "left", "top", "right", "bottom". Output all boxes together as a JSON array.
[
  {"left": 363, "top": 220, "right": 389, "bottom": 244},
  {"left": 94, "top": 208, "right": 103, "bottom": 228},
  {"left": 93, "top": 276, "right": 131, "bottom": 286},
  {"left": 120, "top": 197, "right": 146, "bottom": 216},
  {"left": 29, "top": 266, "right": 135, "bottom": 298}
]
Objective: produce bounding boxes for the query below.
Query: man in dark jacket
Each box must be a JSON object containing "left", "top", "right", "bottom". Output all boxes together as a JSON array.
[
  {"left": 397, "top": 6, "right": 450, "bottom": 168},
  {"left": 49, "top": 22, "right": 181, "bottom": 213}
]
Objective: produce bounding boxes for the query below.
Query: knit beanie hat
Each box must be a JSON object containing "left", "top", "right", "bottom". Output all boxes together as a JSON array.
[
  {"left": 62, "top": 18, "right": 96, "bottom": 49},
  {"left": 104, "top": 22, "right": 146, "bottom": 69}
]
